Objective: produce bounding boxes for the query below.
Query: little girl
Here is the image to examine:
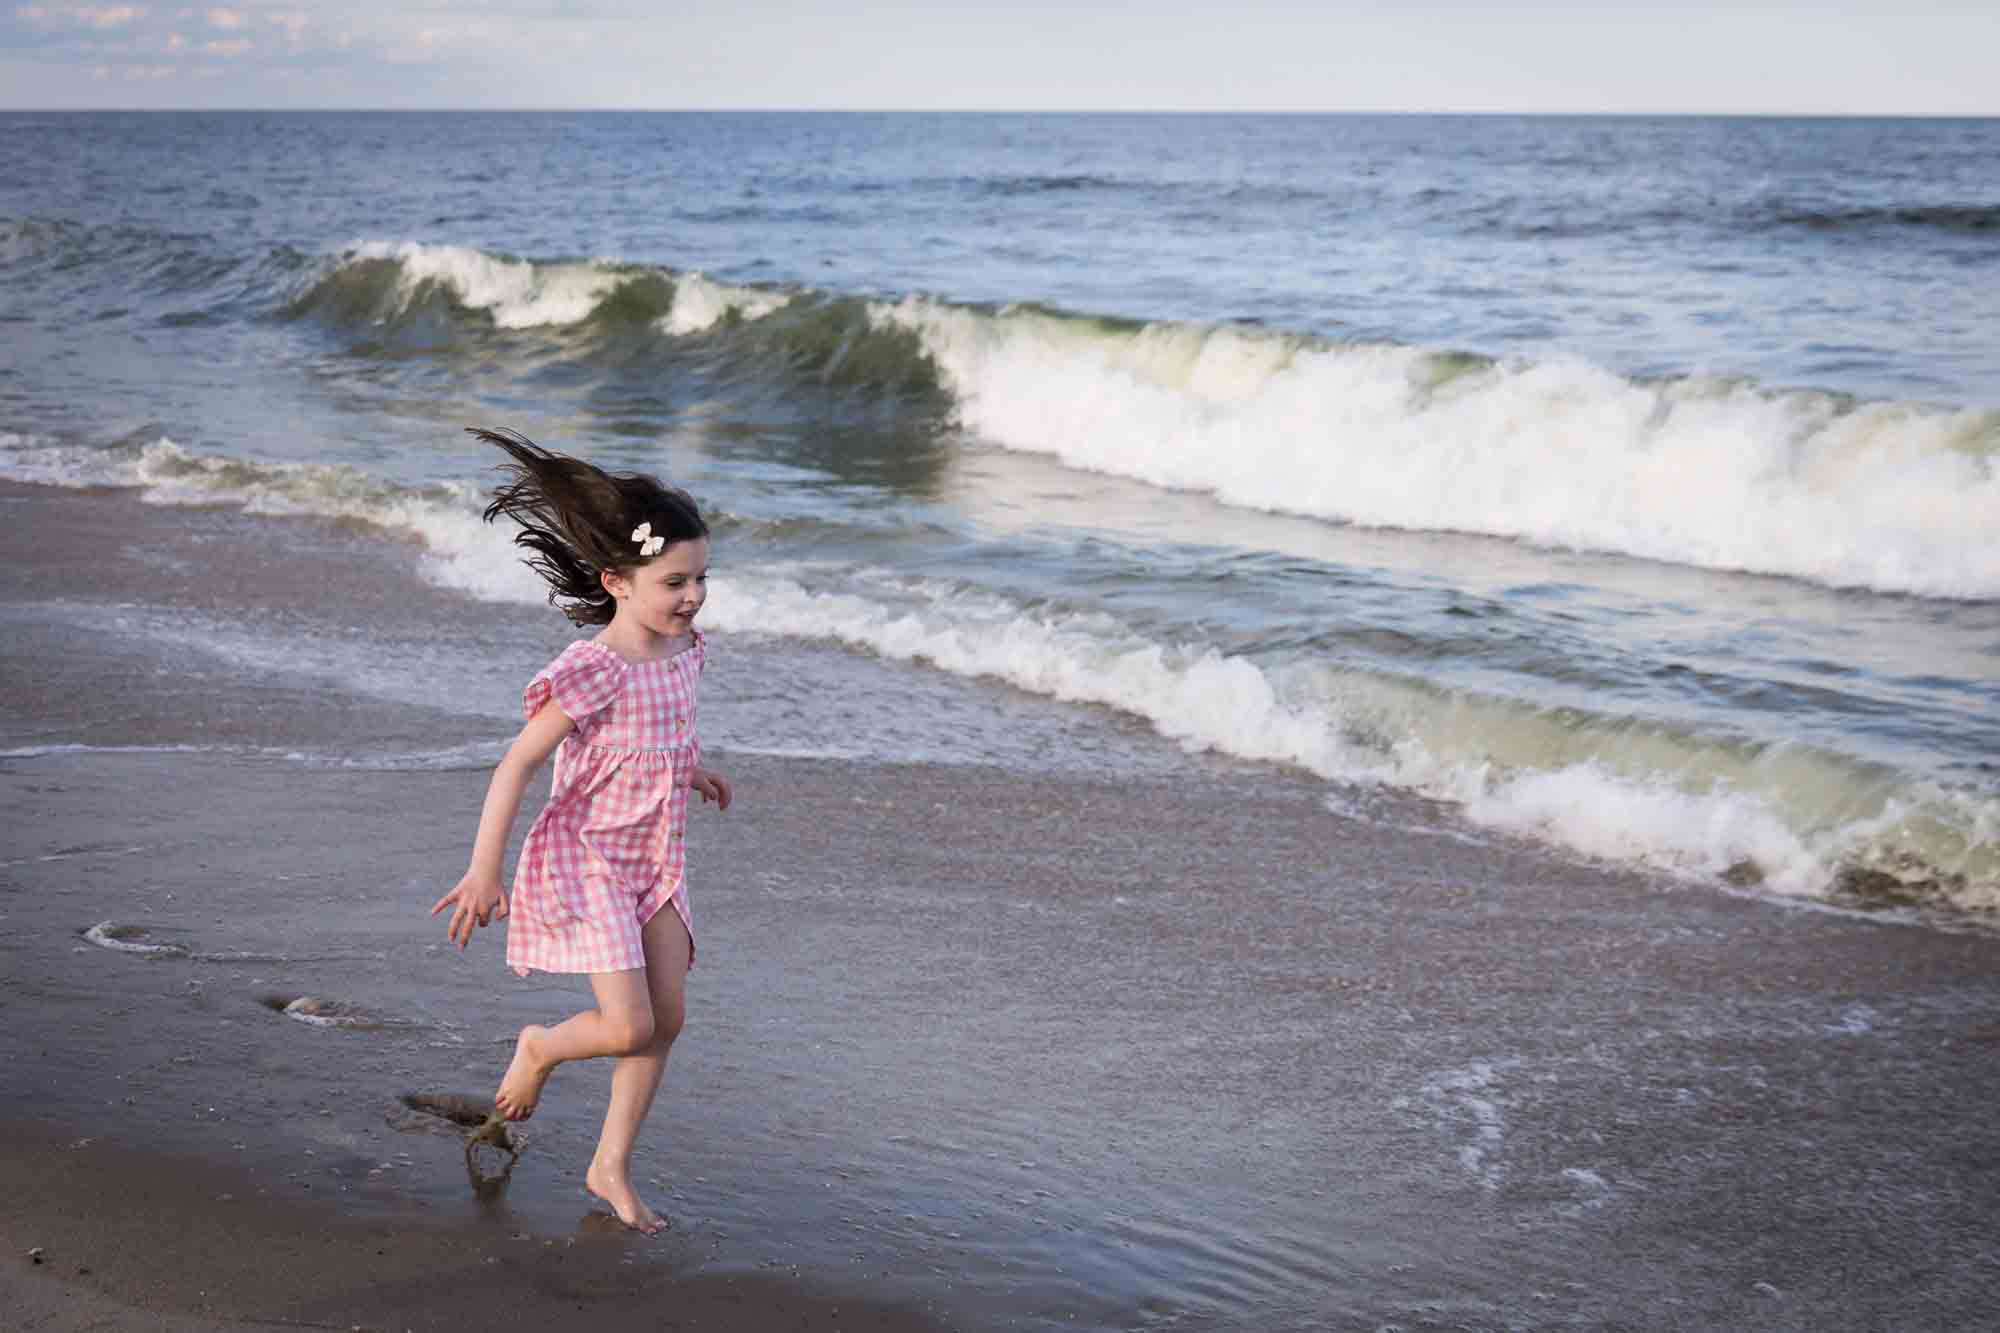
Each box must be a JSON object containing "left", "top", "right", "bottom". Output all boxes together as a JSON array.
[{"left": 431, "top": 427, "right": 731, "bottom": 1235}]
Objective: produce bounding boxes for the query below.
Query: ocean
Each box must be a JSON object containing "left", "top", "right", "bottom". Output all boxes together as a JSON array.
[{"left": 3, "top": 110, "right": 1996, "bottom": 918}]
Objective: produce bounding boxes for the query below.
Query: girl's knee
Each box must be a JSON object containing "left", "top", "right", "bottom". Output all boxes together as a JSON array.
[{"left": 606, "top": 1009, "right": 656, "bottom": 1054}]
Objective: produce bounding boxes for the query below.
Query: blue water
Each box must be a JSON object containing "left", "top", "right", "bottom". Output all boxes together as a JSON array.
[
  {"left": 3, "top": 111, "right": 1997, "bottom": 914},
  {"left": 9, "top": 113, "right": 2000, "bottom": 401}
]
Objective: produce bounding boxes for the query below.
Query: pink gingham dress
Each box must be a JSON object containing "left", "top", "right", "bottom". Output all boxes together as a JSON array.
[{"left": 506, "top": 633, "right": 704, "bottom": 977}]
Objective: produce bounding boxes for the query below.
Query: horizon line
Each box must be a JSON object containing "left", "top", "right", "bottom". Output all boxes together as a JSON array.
[{"left": 4, "top": 106, "right": 1997, "bottom": 119}]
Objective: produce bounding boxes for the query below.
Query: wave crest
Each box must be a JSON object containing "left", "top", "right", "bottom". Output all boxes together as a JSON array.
[
  {"left": 283, "top": 242, "right": 941, "bottom": 400},
  {"left": 872, "top": 298, "right": 2000, "bottom": 600},
  {"left": 287, "top": 241, "right": 794, "bottom": 337}
]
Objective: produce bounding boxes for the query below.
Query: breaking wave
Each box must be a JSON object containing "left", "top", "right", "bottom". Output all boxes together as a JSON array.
[
  {"left": 288, "top": 240, "right": 792, "bottom": 336},
  {"left": 691, "top": 566, "right": 1997, "bottom": 917},
  {"left": 872, "top": 297, "right": 2000, "bottom": 600},
  {"left": 24, "top": 229, "right": 1991, "bottom": 601}
]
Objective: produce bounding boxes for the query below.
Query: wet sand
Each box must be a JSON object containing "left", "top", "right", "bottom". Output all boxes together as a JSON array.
[
  {"left": 1, "top": 1119, "right": 952, "bottom": 1333},
  {"left": 5, "top": 481, "right": 2000, "bottom": 1331}
]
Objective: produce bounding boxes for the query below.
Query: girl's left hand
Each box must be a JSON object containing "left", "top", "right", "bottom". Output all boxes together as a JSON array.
[
  {"left": 431, "top": 870, "right": 508, "bottom": 949},
  {"left": 690, "top": 765, "right": 732, "bottom": 811}
]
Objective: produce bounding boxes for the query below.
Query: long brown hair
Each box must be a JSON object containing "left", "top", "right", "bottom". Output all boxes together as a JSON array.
[{"left": 474, "top": 427, "right": 708, "bottom": 626}]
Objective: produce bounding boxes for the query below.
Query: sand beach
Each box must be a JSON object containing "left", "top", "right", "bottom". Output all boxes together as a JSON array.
[{"left": 5, "top": 479, "right": 1999, "bottom": 1331}]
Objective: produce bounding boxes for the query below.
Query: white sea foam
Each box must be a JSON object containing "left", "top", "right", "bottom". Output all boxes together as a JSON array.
[
  {"left": 872, "top": 299, "right": 2000, "bottom": 600},
  {"left": 691, "top": 565, "right": 1997, "bottom": 910},
  {"left": 0, "top": 435, "right": 488, "bottom": 534},
  {"left": 0, "top": 432, "right": 147, "bottom": 487},
  {"left": 698, "top": 567, "right": 1370, "bottom": 774},
  {"left": 1557, "top": 1167, "right": 1615, "bottom": 1217},
  {"left": 348, "top": 240, "right": 622, "bottom": 329},
  {"left": 1403, "top": 1062, "right": 1511, "bottom": 1190},
  {"left": 0, "top": 432, "right": 541, "bottom": 630},
  {"left": 281, "top": 741, "right": 512, "bottom": 772},
  {"left": 318, "top": 243, "right": 790, "bottom": 335},
  {"left": 660, "top": 271, "right": 791, "bottom": 335},
  {"left": 0, "top": 742, "right": 221, "bottom": 759}
]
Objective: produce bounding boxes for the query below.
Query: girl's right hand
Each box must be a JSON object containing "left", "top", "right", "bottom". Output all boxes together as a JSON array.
[{"left": 431, "top": 872, "right": 509, "bottom": 950}]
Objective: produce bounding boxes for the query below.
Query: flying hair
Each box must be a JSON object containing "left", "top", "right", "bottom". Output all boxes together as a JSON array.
[{"left": 473, "top": 427, "right": 708, "bottom": 627}]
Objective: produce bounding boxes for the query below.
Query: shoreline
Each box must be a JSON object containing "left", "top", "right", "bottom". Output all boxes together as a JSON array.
[
  {"left": 9, "top": 744, "right": 2000, "bottom": 1330},
  {"left": 6, "top": 478, "right": 2000, "bottom": 1330}
]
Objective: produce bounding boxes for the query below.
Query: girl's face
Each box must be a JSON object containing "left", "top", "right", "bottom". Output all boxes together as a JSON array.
[{"left": 604, "top": 536, "right": 709, "bottom": 638}]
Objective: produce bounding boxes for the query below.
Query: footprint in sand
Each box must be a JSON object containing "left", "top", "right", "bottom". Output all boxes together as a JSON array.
[
  {"left": 396, "top": 1091, "right": 504, "bottom": 1131},
  {"left": 81, "top": 921, "right": 189, "bottom": 958},
  {"left": 391, "top": 1092, "right": 521, "bottom": 1190},
  {"left": 81, "top": 921, "right": 381, "bottom": 965},
  {"left": 259, "top": 993, "right": 387, "bottom": 1030}
]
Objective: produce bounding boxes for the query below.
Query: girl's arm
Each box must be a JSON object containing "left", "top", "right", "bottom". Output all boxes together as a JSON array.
[{"left": 431, "top": 701, "right": 577, "bottom": 949}]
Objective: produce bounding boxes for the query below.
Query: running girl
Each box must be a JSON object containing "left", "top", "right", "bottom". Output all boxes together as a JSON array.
[{"left": 432, "top": 427, "right": 731, "bottom": 1235}]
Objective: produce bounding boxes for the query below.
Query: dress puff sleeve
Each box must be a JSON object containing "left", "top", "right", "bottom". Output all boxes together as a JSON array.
[{"left": 523, "top": 642, "right": 627, "bottom": 725}]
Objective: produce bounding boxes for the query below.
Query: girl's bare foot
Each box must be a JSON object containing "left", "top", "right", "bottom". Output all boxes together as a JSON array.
[
  {"left": 586, "top": 1159, "right": 666, "bottom": 1235},
  {"left": 494, "top": 1025, "right": 555, "bottom": 1121}
]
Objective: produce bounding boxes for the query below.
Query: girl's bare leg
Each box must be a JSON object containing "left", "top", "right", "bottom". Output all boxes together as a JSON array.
[
  {"left": 585, "top": 904, "right": 690, "bottom": 1234},
  {"left": 495, "top": 968, "right": 656, "bottom": 1120}
]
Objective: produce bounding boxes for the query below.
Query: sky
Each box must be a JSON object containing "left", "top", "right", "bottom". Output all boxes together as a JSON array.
[{"left": 1, "top": 2, "right": 1995, "bottom": 115}]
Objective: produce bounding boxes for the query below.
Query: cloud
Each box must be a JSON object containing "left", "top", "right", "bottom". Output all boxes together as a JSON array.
[
  {"left": 380, "top": 14, "right": 576, "bottom": 65},
  {"left": 79, "top": 4, "right": 145, "bottom": 26},
  {"left": 18, "top": 3, "right": 148, "bottom": 25},
  {"left": 16, "top": 1, "right": 1993, "bottom": 115},
  {"left": 84, "top": 56, "right": 172, "bottom": 77}
]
